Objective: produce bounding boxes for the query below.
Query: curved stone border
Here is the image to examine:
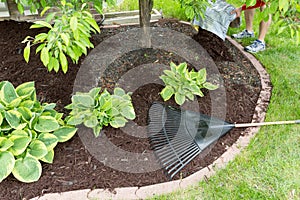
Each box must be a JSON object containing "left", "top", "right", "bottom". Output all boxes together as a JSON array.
[{"left": 31, "top": 27, "right": 272, "bottom": 200}]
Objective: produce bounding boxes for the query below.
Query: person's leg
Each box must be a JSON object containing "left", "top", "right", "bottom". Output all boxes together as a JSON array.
[
  {"left": 244, "top": 5, "right": 271, "bottom": 53},
  {"left": 257, "top": 5, "right": 272, "bottom": 42},
  {"left": 245, "top": 8, "right": 255, "bottom": 33},
  {"left": 231, "top": 8, "right": 255, "bottom": 39},
  {"left": 244, "top": 4, "right": 272, "bottom": 53}
]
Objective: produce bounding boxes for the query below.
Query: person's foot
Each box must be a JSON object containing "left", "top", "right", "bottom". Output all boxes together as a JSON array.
[
  {"left": 231, "top": 29, "right": 255, "bottom": 39},
  {"left": 244, "top": 39, "right": 266, "bottom": 53}
]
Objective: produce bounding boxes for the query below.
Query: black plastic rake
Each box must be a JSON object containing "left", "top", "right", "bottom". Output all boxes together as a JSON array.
[{"left": 147, "top": 102, "right": 300, "bottom": 179}]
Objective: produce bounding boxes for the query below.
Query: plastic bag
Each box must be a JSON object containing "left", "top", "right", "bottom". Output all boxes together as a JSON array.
[{"left": 192, "top": 0, "right": 239, "bottom": 40}]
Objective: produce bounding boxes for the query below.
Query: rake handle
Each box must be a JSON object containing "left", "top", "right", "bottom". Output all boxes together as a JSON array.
[{"left": 234, "top": 120, "right": 300, "bottom": 128}]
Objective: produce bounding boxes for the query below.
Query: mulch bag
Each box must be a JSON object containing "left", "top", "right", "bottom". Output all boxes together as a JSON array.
[{"left": 192, "top": 0, "right": 240, "bottom": 40}]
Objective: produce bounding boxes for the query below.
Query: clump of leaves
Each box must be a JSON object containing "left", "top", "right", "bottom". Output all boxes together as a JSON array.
[
  {"left": 0, "top": 81, "right": 77, "bottom": 183},
  {"left": 177, "top": 0, "right": 209, "bottom": 20},
  {"left": 253, "top": 0, "right": 300, "bottom": 44},
  {"left": 160, "top": 62, "right": 218, "bottom": 105},
  {"left": 22, "top": 0, "right": 101, "bottom": 73},
  {"left": 272, "top": 3, "right": 300, "bottom": 44},
  {"left": 65, "top": 87, "right": 136, "bottom": 137},
  {"left": 12, "top": 0, "right": 116, "bottom": 16}
]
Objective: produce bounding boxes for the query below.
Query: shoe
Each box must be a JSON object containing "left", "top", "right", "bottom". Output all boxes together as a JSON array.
[
  {"left": 244, "top": 39, "right": 266, "bottom": 53},
  {"left": 232, "top": 29, "right": 255, "bottom": 39}
]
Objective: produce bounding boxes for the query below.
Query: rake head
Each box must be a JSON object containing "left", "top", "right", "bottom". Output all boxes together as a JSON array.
[{"left": 148, "top": 102, "right": 233, "bottom": 179}]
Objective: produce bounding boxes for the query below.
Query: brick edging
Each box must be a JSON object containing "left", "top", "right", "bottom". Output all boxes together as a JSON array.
[{"left": 31, "top": 34, "right": 272, "bottom": 200}]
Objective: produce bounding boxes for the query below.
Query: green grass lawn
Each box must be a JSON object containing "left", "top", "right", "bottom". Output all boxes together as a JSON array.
[{"left": 113, "top": 1, "right": 300, "bottom": 199}]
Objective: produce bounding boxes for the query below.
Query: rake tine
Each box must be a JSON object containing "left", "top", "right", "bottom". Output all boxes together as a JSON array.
[
  {"left": 156, "top": 138, "right": 195, "bottom": 158},
  {"left": 151, "top": 141, "right": 177, "bottom": 151},
  {"left": 150, "top": 121, "right": 182, "bottom": 127},
  {"left": 149, "top": 134, "right": 178, "bottom": 144},
  {"left": 149, "top": 132, "right": 191, "bottom": 144},
  {"left": 170, "top": 145, "right": 200, "bottom": 169},
  {"left": 149, "top": 128, "right": 178, "bottom": 135},
  {"left": 163, "top": 145, "right": 199, "bottom": 169},
  {"left": 160, "top": 147, "right": 199, "bottom": 170},
  {"left": 149, "top": 132, "right": 184, "bottom": 144},
  {"left": 148, "top": 130, "right": 181, "bottom": 140},
  {"left": 161, "top": 144, "right": 198, "bottom": 167},
  {"left": 168, "top": 146, "right": 200, "bottom": 170},
  {"left": 154, "top": 133, "right": 193, "bottom": 148},
  {"left": 155, "top": 141, "right": 192, "bottom": 159},
  {"left": 156, "top": 136, "right": 194, "bottom": 156},
  {"left": 168, "top": 148, "right": 201, "bottom": 179},
  {"left": 149, "top": 131, "right": 190, "bottom": 150},
  {"left": 151, "top": 132, "right": 194, "bottom": 150}
]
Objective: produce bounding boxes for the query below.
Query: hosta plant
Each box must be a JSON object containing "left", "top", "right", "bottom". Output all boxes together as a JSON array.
[
  {"left": 0, "top": 81, "right": 77, "bottom": 183},
  {"left": 65, "top": 87, "right": 136, "bottom": 137},
  {"left": 160, "top": 62, "right": 218, "bottom": 105}
]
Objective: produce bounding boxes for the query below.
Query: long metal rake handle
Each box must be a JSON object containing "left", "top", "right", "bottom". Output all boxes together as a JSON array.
[
  {"left": 208, "top": 120, "right": 300, "bottom": 129},
  {"left": 234, "top": 120, "right": 300, "bottom": 128}
]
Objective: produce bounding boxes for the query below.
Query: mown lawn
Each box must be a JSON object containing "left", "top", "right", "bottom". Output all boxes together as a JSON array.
[{"left": 112, "top": 1, "right": 300, "bottom": 199}]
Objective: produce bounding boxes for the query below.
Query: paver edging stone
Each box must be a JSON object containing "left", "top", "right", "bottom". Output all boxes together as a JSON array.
[{"left": 30, "top": 24, "right": 272, "bottom": 200}]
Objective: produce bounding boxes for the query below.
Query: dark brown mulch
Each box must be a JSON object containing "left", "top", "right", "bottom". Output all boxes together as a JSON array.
[
  {"left": 0, "top": 19, "right": 261, "bottom": 200},
  {"left": 193, "top": 28, "right": 234, "bottom": 62}
]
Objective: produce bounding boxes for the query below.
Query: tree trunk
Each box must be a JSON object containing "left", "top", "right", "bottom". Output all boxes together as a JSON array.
[
  {"left": 138, "top": 0, "right": 153, "bottom": 48},
  {"left": 6, "top": 0, "right": 21, "bottom": 21},
  {"left": 139, "top": 0, "right": 153, "bottom": 28}
]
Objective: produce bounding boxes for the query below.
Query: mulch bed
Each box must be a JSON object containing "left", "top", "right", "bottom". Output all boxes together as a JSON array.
[{"left": 0, "top": 19, "right": 261, "bottom": 200}]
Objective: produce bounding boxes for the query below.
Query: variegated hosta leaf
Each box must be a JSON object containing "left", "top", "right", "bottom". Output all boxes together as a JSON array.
[
  {"left": 38, "top": 133, "right": 58, "bottom": 151},
  {"left": 0, "top": 151, "right": 15, "bottom": 182},
  {"left": 8, "top": 135, "right": 31, "bottom": 156},
  {"left": 12, "top": 156, "right": 42, "bottom": 183},
  {"left": 34, "top": 116, "right": 60, "bottom": 132},
  {"left": 53, "top": 127, "right": 77, "bottom": 142},
  {"left": 27, "top": 140, "right": 48, "bottom": 159},
  {"left": 40, "top": 149, "right": 54, "bottom": 164},
  {"left": 0, "top": 81, "right": 18, "bottom": 105}
]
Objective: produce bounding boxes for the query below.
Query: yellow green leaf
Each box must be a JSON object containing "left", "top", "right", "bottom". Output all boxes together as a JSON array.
[
  {"left": 40, "top": 47, "right": 49, "bottom": 66},
  {"left": 24, "top": 42, "right": 30, "bottom": 63}
]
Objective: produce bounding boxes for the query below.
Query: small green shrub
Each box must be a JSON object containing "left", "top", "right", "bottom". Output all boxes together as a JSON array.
[
  {"left": 22, "top": 1, "right": 101, "bottom": 73},
  {"left": 250, "top": 0, "right": 300, "bottom": 44},
  {"left": 65, "top": 87, "right": 136, "bottom": 137},
  {"left": 160, "top": 62, "right": 218, "bottom": 105},
  {"left": 7, "top": 0, "right": 116, "bottom": 73},
  {"left": 177, "top": 0, "right": 209, "bottom": 20},
  {"left": 272, "top": 5, "right": 300, "bottom": 44},
  {"left": 154, "top": 0, "right": 187, "bottom": 20},
  {"left": 0, "top": 81, "right": 77, "bottom": 183}
]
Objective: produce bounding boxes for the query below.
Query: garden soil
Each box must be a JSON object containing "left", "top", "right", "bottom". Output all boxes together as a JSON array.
[{"left": 0, "top": 19, "right": 262, "bottom": 200}]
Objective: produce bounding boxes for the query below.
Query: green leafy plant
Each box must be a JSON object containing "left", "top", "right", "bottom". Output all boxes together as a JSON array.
[
  {"left": 246, "top": 0, "right": 300, "bottom": 44},
  {"left": 160, "top": 62, "right": 218, "bottom": 105},
  {"left": 22, "top": 0, "right": 102, "bottom": 73},
  {"left": 11, "top": 0, "right": 116, "bottom": 15},
  {"left": 65, "top": 87, "right": 136, "bottom": 137},
  {"left": 177, "top": 0, "right": 209, "bottom": 20},
  {"left": 0, "top": 81, "right": 77, "bottom": 183},
  {"left": 271, "top": 3, "right": 300, "bottom": 44}
]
